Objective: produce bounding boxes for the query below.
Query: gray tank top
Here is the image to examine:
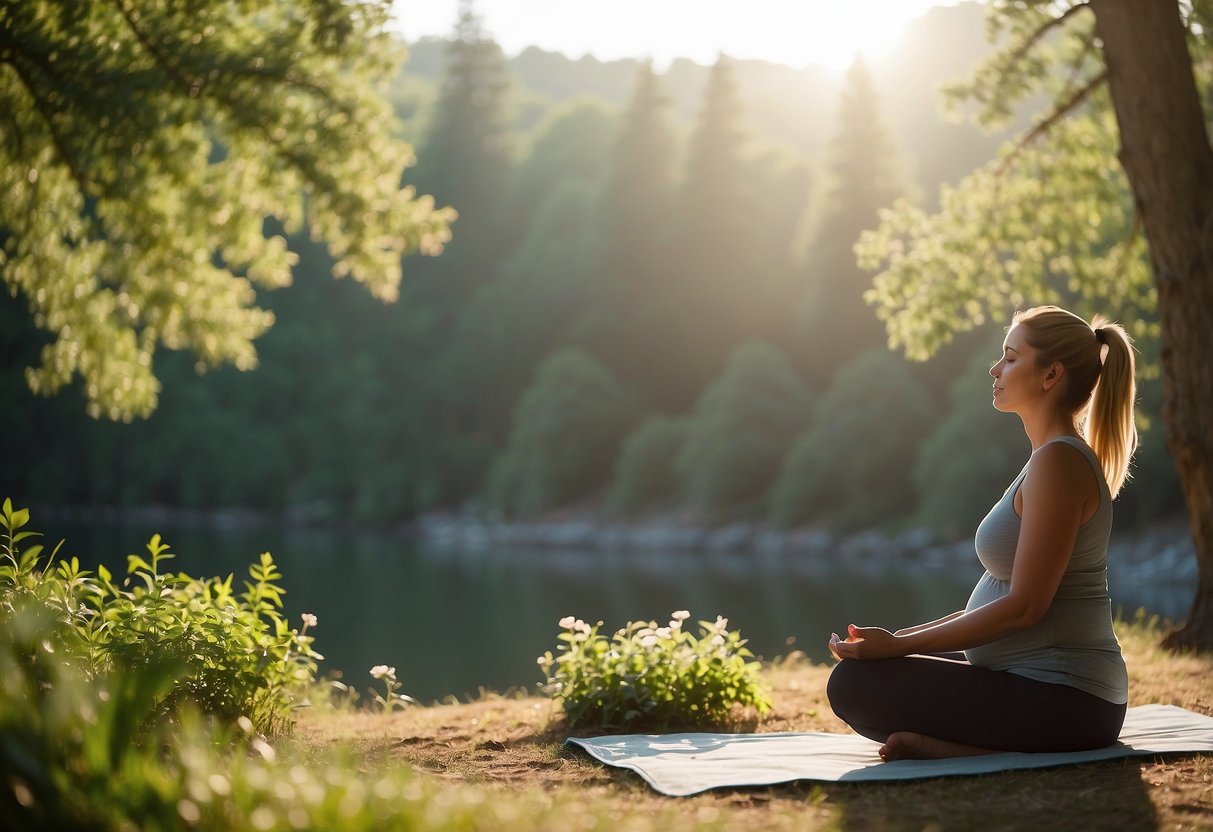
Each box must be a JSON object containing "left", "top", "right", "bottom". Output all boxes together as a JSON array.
[{"left": 963, "top": 435, "right": 1128, "bottom": 704}]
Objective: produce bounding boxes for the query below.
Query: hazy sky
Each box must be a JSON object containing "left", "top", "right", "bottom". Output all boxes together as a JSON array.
[{"left": 391, "top": 0, "right": 971, "bottom": 71}]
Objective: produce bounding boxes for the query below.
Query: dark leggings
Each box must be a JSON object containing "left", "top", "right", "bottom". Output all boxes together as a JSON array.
[{"left": 827, "top": 654, "right": 1127, "bottom": 753}]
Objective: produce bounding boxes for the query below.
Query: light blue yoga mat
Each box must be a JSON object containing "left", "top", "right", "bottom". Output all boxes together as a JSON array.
[{"left": 566, "top": 704, "right": 1213, "bottom": 796}]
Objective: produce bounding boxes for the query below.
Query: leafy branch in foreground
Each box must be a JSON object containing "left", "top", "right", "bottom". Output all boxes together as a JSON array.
[{"left": 0, "top": 0, "right": 453, "bottom": 420}]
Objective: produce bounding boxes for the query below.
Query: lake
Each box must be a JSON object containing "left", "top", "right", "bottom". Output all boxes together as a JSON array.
[{"left": 37, "top": 518, "right": 1195, "bottom": 703}]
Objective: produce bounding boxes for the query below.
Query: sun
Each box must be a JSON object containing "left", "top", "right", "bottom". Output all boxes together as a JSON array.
[
  {"left": 740, "top": 2, "right": 920, "bottom": 71},
  {"left": 392, "top": 1, "right": 949, "bottom": 72}
]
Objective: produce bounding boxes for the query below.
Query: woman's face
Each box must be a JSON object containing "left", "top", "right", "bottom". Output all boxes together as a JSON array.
[{"left": 989, "top": 324, "right": 1046, "bottom": 413}]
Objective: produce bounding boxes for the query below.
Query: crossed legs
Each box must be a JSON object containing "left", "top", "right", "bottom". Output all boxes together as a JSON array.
[{"left": 827, "top": 654, "right": 1126, "bottom": 759}]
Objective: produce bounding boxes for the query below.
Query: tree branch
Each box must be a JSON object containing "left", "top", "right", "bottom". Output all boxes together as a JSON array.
[
  {"left": 110, "top": 0, "right": 195, "bottom": 89},
  {"left": 1003, "top": 3, "right": 1093, "bottom": 70},
  {"left": 109, "top": 0, "right": 343, "bottom": 198},
  {"left": 5, "top": 59, "right": 96, "bottom": 193},
  {"left": 996, "top": 68, "right": 1109, "bottom": 175}
]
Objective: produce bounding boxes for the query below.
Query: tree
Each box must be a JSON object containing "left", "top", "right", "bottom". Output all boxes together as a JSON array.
[
  {"left": 446, "top": 179, "right": 602, "bottom": 457},
  {"left": 609, "top": 415, "right": 690, "bottom": 514},
  {"left": 403, "top": 0, "right": 512, "bottom": 304},
  {"left": 796, "top": 58, "right": 906, "bottom": 387},
  {"left": 676, "top": 340, "right": 814, "bottom": 519},
  {"left": 856, "top": 1, "right": 1213, "bottom": 650},
  {"left": 586, "top": 62, "right": 681, "bottom": 409},
  {"left": 487, "top": 349, "right": 638, "bottom": 517},
  {"left": 770, "top": 349, "right": 934, "bottom": 530},
  {"left": 497, "top": 97, "right": 615, "bottom": 254},
  {"left": 668, "top": 56, "right": 768, "bottom": 406},
  {"left": 388, "top": 0, "right": 514, "bottom": 506},
  {"left": 0, "top": 0, "right": 451, "bottom": 420}
]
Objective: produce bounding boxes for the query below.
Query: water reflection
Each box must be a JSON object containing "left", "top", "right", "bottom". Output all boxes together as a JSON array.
[{"left": 44, "top": 520, "right": 1193, "bottom": 703}]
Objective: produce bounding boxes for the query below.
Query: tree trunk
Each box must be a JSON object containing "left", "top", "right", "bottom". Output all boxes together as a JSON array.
[{"left": 1092, "top": 0, "right": 1213, "bottom": 650}]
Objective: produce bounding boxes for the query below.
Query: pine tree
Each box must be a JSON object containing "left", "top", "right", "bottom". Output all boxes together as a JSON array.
[
  {"left": 667, "top": 55, "right": 766, "bottom": 407},
  {"left": 586, "top": 62, "right": 681, "bottom": 408},
  {"left": 389, "top": 0, "right": 515, "bottom": 505},
  {"left": 796, "top": 58, "right": 905, "bottom": 387},
  {"left": 404, "top": 0, "right": 513, "bottom": 303}
]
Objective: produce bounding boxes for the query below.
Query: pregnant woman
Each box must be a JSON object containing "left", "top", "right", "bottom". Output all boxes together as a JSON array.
[{"left": 826, "top": 305, "right": 1136, "bottom": 761}]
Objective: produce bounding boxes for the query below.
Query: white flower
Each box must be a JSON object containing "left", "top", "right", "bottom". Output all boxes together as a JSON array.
[
  {"left": 640, "top": 635, "right": 658, "bottom": 648},
  {"left": 671, "top": 610, "right": 691, "bottom": 622},
  {"left": 714, "top": 615, "right": 729, "bottom": 631},
  {"left": 669, "top": 619, "right": 682, "bottom": 630},
  {"left": 655, "top": 627, "right": 672, "bottom": 639},
  {"left": 559, "top": 616, "right": 576, "bottom": 629},
  {"left": 710, "top": 634, "right": 726, "bottom": 647},
  {"left": 636, "top": 627, "right": 655, "bottom": 639},
  {"left": 370, "top": 665, "right": 395, "bottom": 680},
  {"left": 536, "top": 655, "right": 550, "bottom": 666},
  {"left": 300, "top": 613, "right": 318, "bottom": 628},
  {"left": 574, "top": 619, "right": 591, "bottom": 634}
]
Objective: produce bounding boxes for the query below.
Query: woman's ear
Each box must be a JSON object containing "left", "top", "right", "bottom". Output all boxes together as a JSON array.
[{"left": 1042, "top": 361, "right": 1066, "bottom": 391}]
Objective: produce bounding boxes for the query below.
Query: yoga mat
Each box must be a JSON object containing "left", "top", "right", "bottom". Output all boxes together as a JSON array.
[{"left": 566, "top": 704, "right": 1213, "bottom": 796}]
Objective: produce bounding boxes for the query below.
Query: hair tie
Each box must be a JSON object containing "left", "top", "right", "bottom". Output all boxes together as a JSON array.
[{"left": 1094, "top": 327, "right": 1107, "bottom": 345}]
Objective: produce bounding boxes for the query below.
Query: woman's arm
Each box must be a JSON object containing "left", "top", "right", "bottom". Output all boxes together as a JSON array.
[
  {"left": 893, "top": 610, "right": 965, "bottom": 637},
  {"left": 831, "top": 442, "right": 1093, "bottom": 660}
]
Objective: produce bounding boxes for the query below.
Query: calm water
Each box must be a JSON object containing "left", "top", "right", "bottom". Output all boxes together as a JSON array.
[{"left": 39, "top": 519, "right": 1194, "bottom": 703}]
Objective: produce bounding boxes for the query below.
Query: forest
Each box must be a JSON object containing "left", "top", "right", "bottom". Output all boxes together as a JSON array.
[{"left": 1, "top": 1, "right": 1186, "bottom": 541}]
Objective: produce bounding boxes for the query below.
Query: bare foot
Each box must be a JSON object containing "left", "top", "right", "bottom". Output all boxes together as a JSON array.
[{"left": 879, "top": 731, "right": 999, "bottom": 761}]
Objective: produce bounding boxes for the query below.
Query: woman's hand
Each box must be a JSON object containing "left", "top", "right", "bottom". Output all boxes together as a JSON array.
[{"left": 828, "top": 624, "right": 906, "bottom": 660}]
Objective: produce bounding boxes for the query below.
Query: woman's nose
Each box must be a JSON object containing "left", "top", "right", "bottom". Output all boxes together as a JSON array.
[{"left": 990, "top": 362, "right": 999, "bottom": 378}]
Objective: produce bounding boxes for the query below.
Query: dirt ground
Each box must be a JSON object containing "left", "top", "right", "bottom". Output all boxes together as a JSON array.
[{"left": 294, "top": 626, "right": 1213, "bottom": 831}]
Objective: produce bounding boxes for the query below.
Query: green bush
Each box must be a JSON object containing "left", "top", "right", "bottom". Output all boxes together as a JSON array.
[
  {"left": 609, "top": 415, "right": 690, "bottom": 513},
  {"left": 676, "top": 340, "right": 814, "bottom": 518},
  {"left": 0, "top": 499, "right": 319, "bottom": 734},
  {"left": 770, "top": 349, "right": 934, "bottom": 530},
  {"left": 0, "top": 501, "right": 702, "bottom": 832},
  {"left": 0, "top": 603, "right": 686, "bottom": 832},
  {"left": 539, "top": 611, "right": 771, "bottom": 729},
  {"left": 488, "top": 349, "right": 639, "bottom": 516}
]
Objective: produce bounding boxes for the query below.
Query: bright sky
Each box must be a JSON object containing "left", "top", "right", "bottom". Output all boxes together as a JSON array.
[{"left": 391, "top": 0, "right": 970, "bottom": 71}]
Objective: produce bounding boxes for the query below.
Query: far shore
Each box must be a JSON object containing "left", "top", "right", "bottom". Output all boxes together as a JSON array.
[{"left": 27, "top": 500, "right": 1197, "bottom": 588}]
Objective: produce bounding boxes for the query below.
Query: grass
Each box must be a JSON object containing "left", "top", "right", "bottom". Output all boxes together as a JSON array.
[{"left": 290, "top": 615, "right": 1213, "bottom": 832}]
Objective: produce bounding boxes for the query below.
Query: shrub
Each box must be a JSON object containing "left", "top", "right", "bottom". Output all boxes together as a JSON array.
[
  {"left": 0, "top": 499, "right": 319, "bottom": 734},
  {"left": 609, "top": 415, "right": 690, "bottom": 513},
  {"left": 538, "top": 611, "right": 771, "bottom": 729},
  {"left": 676, "top": 340, "right": 814, "bottom": 518},
  {"left": 0, "top": 501, "right": 696, "bottom": 832},
  {"left": 0, "top": 602, "right": 680, "bottom": 832}
]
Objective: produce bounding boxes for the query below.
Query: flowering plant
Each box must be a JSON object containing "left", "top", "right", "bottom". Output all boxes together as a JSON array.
[
  {"left": 538, "top": 610, "right": 771, "bottom": 728},
  {"left": 370, "top": 664, "right": 416, "bottom": 712}
]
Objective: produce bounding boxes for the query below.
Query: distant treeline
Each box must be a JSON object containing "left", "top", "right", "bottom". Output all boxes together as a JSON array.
[{"left": 2, "top": 3, "right": 1183, "bottom": 539}]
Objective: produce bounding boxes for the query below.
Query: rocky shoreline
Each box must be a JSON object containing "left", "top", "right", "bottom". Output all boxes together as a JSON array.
[
  {"left": 29, "top": 501, "right": 1198, "bottom": 586},
  {"left": 416, "top": 511, "right": 1199, "bottom": 585}
]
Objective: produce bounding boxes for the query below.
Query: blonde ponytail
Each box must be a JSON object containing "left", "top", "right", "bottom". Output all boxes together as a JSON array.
[{"left": 1084, "top": 316, "right": 1137, "bottom": 498}]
